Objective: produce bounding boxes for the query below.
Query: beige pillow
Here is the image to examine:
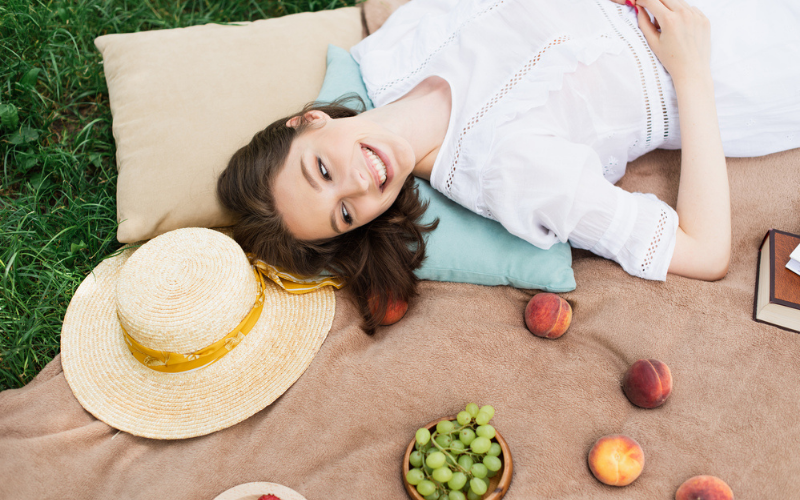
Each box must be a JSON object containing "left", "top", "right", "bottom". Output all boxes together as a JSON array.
[{"left": 96, "top": 7, "right": 364, "bottom": 243}]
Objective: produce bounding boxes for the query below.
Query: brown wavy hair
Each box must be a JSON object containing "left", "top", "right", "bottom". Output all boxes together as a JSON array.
[{"left": 217, "top": 96, "right": 437, "bottom": 334}]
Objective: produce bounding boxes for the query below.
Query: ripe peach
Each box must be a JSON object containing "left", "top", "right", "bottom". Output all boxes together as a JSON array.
[
  {"left": 368, "top": 294, "right": 409, "bottom": 326},
  {"left": 622, "top": 359, "right": 673, "bottom": 409},
  {"left": 524, "top": 293, "right": 572, "bottom": 339},
  {"left": 588, "top": 434, "right": 645, "bottom": 487},
  {"left": 675, "top": 475, "right": 733, "bottom": 500}
]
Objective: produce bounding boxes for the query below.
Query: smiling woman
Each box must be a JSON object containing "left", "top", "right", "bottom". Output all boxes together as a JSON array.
[
  {"left": 219, "top": 0, "right": 800, "bottom": 333},
  {"left": 216, "top": 97, "right": 438, "bottom": 333},
  {"left": 272, "top": 75, "right": 450, "bottom": 242},
  {"left": 272, "top": 108, "right": 416, "bottom": 240}
]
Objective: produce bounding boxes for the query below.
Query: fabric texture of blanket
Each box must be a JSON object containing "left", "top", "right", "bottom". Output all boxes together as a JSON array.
[{"left": 2, "top": 146, "right": 799, "bottom": 498}]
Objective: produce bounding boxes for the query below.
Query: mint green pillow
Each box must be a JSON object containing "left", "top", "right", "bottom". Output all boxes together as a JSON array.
[
  {"left": 316, "top": 45, "right": 575, "bottom": 291},
  {"left": 317, "top": 45, "right": 374, "bottom": 111}
]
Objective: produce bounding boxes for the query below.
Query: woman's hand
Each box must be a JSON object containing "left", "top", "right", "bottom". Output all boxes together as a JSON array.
[
  {"left": 639, "top": 0, "right": 730, "bottom": 281},
  {"left": 635, "top": 0, "right": 711, "bottom": 84},
  {"left": 611, "top": 1, "right": 727, "bottom": 281}
]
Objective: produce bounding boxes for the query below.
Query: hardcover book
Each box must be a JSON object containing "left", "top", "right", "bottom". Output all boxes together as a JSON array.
[{"left": 754, "top": 229, "right": 800, "bottom": 333}]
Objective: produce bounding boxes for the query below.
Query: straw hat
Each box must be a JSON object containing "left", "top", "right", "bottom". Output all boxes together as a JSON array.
[{"left": 60, "top": 228, "right": 335, "bottom": 439}]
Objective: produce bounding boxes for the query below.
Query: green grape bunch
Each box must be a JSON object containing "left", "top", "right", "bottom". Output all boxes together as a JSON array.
[{"left": 406, "top": 403, "right": 503, "bottom": 500}]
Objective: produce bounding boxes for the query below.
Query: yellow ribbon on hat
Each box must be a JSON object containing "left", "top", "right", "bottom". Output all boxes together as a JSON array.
[
  {"left": 249, "top": 255, "right": 344, "bottom": 294},
  {"left": 123, "top": 262, "right": 341, "bottom": 373},
  {"left": 122, "top": 269, "right": 266, "bottom": 373}
]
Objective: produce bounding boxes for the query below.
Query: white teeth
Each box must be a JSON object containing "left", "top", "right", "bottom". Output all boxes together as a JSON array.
[{"left": 363, "top": 146, "right": 387, "bottom": 185}]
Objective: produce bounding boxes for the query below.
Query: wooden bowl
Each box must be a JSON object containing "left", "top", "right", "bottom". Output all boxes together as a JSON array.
[{"left": 402, "top": 415, "right": 513, "bottom": 500}]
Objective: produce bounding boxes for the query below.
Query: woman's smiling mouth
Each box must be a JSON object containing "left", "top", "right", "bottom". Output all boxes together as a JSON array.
[{"left": 361, "top": 144, "right": 391, "bottom": 191}]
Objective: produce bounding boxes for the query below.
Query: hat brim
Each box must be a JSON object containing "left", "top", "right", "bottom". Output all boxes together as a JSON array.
[{"left": 61, "top": 247, "right": 335, "bottom": 439}]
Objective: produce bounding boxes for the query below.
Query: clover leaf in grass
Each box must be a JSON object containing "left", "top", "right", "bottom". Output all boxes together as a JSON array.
[
  {"left": 28, "top": 173, "right": 52, "bottom": 191},
  {"left": 89, "top": 153, "right": 103, "bottom": 168},
  {"left": 70, "top": 241, "right": 88, "bottom": 255},
  {"left": 9, "top": 126, "right": 40, "bottom": 145},
  {"left": 0, "top": 103, "right": 19, "bottom": 130},
  {"left": 20, "top": 68, "right": 41, "bottom": 88},
  {"left": 21, "top": 156, "right": 38, "bottom": 172}
]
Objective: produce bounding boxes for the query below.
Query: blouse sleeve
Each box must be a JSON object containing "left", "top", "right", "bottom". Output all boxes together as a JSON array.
[{"left": 479, "top": 134, "right": 679, "bottom": 281}]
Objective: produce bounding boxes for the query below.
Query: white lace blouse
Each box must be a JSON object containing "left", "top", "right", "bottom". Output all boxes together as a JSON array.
[{"left": 351, "top": 0, "right": 682, "bottom": 280}]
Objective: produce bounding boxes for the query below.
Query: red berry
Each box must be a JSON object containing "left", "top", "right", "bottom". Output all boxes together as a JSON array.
[{"left": 257, "top": 495, "right": 281, "bottom": 500}]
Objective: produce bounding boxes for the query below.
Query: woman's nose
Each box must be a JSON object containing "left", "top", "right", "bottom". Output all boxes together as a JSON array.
[{"left": 343, "top": 164, "right": 370, "bottom": 196}]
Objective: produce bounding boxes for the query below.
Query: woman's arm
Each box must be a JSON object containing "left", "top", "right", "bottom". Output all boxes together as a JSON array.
[{"left": 636, "top": 0, "right": 730, "bottom": 281}]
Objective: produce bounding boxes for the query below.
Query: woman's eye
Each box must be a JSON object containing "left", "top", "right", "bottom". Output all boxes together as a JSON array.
[
  {"left": 341, "top": 204, "right": 353, "bottom": 225},
  {"left": 317, "top": 158, "right": 330, "bottom": 180}
]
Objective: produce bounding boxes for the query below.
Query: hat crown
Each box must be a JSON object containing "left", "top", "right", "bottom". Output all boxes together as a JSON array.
[{"left": 116, "top": 228, "right": 258, "bottom": 354}]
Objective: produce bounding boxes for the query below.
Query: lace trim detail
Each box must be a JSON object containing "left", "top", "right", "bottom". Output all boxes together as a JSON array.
[
  {"left": 603, "top": 155, "right": 620, "bottom": 180},
  {"left": 371, "top": 0, "right": 506, "bottom": 102},
  {"left": 594, "top": 1, "right": 652, "bottom": 148},
  {"left": 619, "top": 9, "right": 669, "bottom": 140},
  {"left": 444, "top": 35, "right": 571, "bottom": 195},
  {"left": 641, "top": 207, "right": 668, "bottom": 275}
]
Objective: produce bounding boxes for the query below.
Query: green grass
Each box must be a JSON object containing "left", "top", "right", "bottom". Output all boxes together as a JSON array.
[{"left": 0, "top": 0, "right": 356, "bottom": 391}]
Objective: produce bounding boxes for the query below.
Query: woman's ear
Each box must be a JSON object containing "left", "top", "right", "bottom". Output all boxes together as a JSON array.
[{"left": 286, "top": 110, "right": 330, "bottom": 128}]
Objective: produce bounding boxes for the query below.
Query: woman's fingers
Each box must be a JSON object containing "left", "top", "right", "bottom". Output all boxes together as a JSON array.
[
  {"left": 674, "top": 0, "right": 693, "bottom": 11},
  {"left": 644, "top": 0, "right": 679, "bottom": 12},
  {"left": 691, "top": 6, "right": 708, "bottom": 21},
  {"left": 634, "top": 0, "right": 712, "bottom": 82},
  {"left": 635, "top": 3, "right": 661, "bottom": 47},
  {"left": 640, "top": 0, "right": 694, "bottom": 16},
  {"left": 636, "top": 0, "right": 670, "bottom": 18}
]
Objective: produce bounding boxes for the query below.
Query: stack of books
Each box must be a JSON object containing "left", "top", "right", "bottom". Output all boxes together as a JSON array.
[{"left": 754, "top": 229, "right": 800, "bottom": 333}]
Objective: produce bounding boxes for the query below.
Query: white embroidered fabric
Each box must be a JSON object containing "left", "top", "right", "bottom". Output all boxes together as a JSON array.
[
  {"left": 352, "top": 0, "right": 800, "bottom": 281},
  {"left": 443, "top": 35, "right": 572, "bottom": 194},
  {"left": 479, "top": 135, "right": 678, "bottom": 281},
  {"left": 370, "top": 0, "right": 507, "bottom": 103}
]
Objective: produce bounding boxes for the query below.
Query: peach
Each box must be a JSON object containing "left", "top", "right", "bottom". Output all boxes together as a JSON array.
[
  {"left": 675, "top": 475, "right": 734, "bottom": 500},
  {"left": 588, "top": 434, "right": 645, "bottom": 487},
  {"left": 622, "top": 359, "right": 673, "bottom": 409},
  {"left": 368, "top": 294, "right": 409, "bottom": 326},
  {"left": 524, "top": 292, "right": 572, "bottom": 339}
]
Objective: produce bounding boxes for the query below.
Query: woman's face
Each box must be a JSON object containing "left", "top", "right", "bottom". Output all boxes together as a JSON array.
[{"left": 273, "top": 111, "right": 416, "bottom": 241}]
